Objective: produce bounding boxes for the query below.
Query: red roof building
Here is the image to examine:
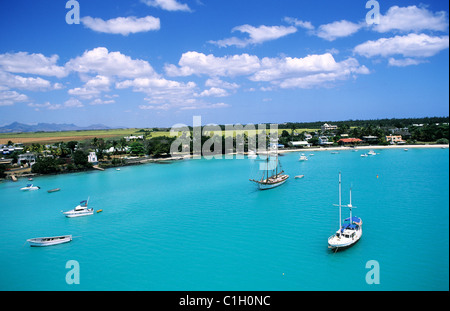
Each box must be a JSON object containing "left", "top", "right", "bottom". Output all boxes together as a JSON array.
[{"left": 338, "top": 138, "right": 363, "bottom": 145}]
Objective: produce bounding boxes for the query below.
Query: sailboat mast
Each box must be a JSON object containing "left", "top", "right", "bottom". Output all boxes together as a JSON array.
[
  {"left": 349, "top": 188, "right": 352, "bottom": 224},
  {"left": 339, "top": 172, "right": 342, "bottom": 229}
]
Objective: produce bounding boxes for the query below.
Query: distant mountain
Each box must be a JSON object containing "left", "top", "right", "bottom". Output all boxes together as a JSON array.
[{"left": 0, "top": 122, "right": 111, "bottom": 133}]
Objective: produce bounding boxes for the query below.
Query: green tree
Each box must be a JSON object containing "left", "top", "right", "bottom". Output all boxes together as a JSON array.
[{"left": 31, "top": 157, "right": 60, "bottom": 174}]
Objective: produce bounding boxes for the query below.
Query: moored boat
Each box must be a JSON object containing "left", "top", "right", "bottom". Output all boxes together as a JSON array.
[
  {"left": 47, "top": 188, "right": 61, "bottom": 193},
  {"left": 63, "top": 198, "right": 94, "bottom": 218},
  {"left": 327, "top": 172, "right": 363, "bottom": 251},
  {"left": 20, "top": 184, "right": 40, "bottom": 191},
  {"left": 299, "top": 154, "right": 308, "bottom": 161},
  {"left": 250, "top": 147, "right": 289, "bottom": 190},
  {"left": 27, "top": 235, "right": 72, "bottom": 247}
]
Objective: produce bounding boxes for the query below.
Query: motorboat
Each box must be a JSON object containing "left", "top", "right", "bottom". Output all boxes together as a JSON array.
[
  {"left": 299, "top": 154, "right": 308, "bottom": 161},
  {"left": 63, "top": 198, "right": 94, "bottom": 218},
  {"left": 20, "top": 184, "right": 40, "bottom": 191}
]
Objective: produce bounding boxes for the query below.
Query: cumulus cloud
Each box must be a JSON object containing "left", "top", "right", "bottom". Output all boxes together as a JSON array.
[
  {"left": 315, "top": 20, "right": 363, "bottom": 41},
  {"left": 0, "top": 51, "right": 67, "bottom": 78},
  {"left": 283, "top": 17, "right": 315, "bottom": 30},
  {"left": 28, "top": 102, "right": 62, "bottom": 110},
  {"left": 166, "top": 51, "right": 369, "bottom": 89},
  {"left": 388, "top": 58, "right": 428, "bottom": 67},
  {"left": 81, "top": 16, "right": 160, "bottom": 36},
  {"left": 165, "top": 51, "right": 261, "bottom": 77},
  {"left": 66, "top": 47, "right": 156, "bottom": 78},
  {"left": 211, "top": 24, "right": 297, "bottom": 48},
  {"left": 141, "top": 0, "right": 191, "bottom": 12},
  {"left": 0, "top": 71, "right": 61, "bottom": 91},
  {"left": 375, "top": 5, "right": 449, "bottom": 33},
  {"left": 354, "top": 33, "right": 449, "bottom": 58},
  {"left": 0, "top": 90, "right": 29, "bottom": 106}
]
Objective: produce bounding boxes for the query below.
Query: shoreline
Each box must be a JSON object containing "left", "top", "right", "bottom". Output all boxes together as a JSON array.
[
  {"left": 2, "top": 144, "right": 448, "bottom": 182},
  {"left": 276, "top": 144, "right": 449, "bottom": 154}
]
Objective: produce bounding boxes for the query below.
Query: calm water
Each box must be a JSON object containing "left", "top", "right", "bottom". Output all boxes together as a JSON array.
[{"left": 0, "top": 148, "right": 448, "bottom": 291}]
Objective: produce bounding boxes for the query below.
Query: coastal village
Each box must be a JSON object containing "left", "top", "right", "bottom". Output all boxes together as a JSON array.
[{"left": 1, "top": 119, "right": 448, "bottom": 181}]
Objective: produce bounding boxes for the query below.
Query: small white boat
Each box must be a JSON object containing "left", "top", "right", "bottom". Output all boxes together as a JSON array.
[
  {"left": 328, "top": 173, "right": 362, "bottom": 251},
  {"left": 27, "top": 235, "right": 72, "bottom": 247},
  {"left": 299, "top": 154, "right": 308, "bottom": 161},
  {"left": 360, "top": 153, "right": 368, "bottom": 157},
  {"left": 63, "top": 198, "right": 93, "bottom": 218},
  {"left": 295, "top": 175, "right": 305, "bottom": 179},
  {"left": 404, "top": 148, "right": 408, "bottom": 151},
  {"left": 47, "top": 188, "right": 60, "bottom": 193},
  {"left": 331, "top": 151, "right": 339, "bottom": 154},
  {"left": 368, "top": 150, "right": 376, "bottom": 155},
  {"left": 20, "top": 184, "right": 40, "bottom": 191}
]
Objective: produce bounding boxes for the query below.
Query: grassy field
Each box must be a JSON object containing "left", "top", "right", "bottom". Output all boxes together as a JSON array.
[{"left": 0, "top": 127, "right": 318, "bottom": 145}]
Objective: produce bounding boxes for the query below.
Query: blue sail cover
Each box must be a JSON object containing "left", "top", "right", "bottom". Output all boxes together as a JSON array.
[
  {"left": 344, "top": 216, "right": 361, "bottom": 223},
  {"left": 340, "top": 216, "right": 361, "bottom": 232}
]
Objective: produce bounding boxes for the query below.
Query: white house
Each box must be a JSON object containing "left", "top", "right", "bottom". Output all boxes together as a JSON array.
[
  {"left": 88, "top": 152, "right": 98, "bottom": 165},
  {"left": 17, "top": 153, "right": 36, "bottom": 166},
  {"left": 321, "top": 123, "right": 338, "bottom": 132},
  {"left": 290, "top": 141, "right": 311, "bottom": 148},
  {"left": 319, "top": 136, "right": 334, "bottom": 145}
]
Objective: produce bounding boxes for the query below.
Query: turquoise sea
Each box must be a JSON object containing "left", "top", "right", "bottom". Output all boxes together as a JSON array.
[{"left": 0, "top": 147, "right": 448, "bottom": 291}]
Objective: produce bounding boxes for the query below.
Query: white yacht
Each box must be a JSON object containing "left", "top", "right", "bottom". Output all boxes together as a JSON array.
[
  {"left": 63, "top": 198, "right": 93, "bottom": 218},
  {"left": 20, "top": 184, "right": 40, "bottom": 191},
  {"left": 299, "top": 154, "right": 308, "bottom": 161},
  {"left": 328, "top": 173, "right": 363, "bottom": 251}
]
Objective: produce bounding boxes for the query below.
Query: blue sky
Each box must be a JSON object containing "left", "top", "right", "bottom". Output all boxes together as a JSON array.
[{"left": 0, "top": 0, "right": 448, "bottom": 128}]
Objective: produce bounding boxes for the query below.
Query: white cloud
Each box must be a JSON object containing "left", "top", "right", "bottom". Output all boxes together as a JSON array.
[
  {"left": 375, "top": 5, "right": 449, "bottom": 33},
  {"left": 0, "top": 70, "right": 60, "bottom": 91},
  {"left": 195, "top": 87, "right": 229, "bottom": 97},
  {"left": 28, "top": 102, "right": 62, "bottom": 110},
  {"left": 205, "top": 77, "right": 240, "bottom": 90},
  {"left": 0, "top": 52, "right": 67, "bottom": 78},
  {"left": 388, "top": 58, "right": 428, "bottom": 67},
  {"left": 0, "top": 90, "right": 29, "bottom": 106},
  {"left": 354, "top": 33, "right": 449, "bottom": 58},
  {"left": 64, "top": 97, "right": 84, "bottom": 108},
  {"left": 210, "top": 24, "right": 297, "bottom": 48},
  {"left": 66, "top": 47, "right": 156, "bottom": 78},
  {"left": 283, "top": 17, "right": 315, "bottom": 30},
  {"left": 89, "top": 98, "right": 115, "bottom": 105},
  {"left": 165, "top": 51, "right": 261, "bottom": 77},
  {"left": 141, "top": 0, "right": 191, "bottom": 12},
  {"left": 315, "top": 20, "right": 363, "bottom": 41},
  {"left": 81, "top": 16, "right": 160, "bottom": 36},
  {"left": 166, "top": 51, "right": 369, "bottom": 89}
]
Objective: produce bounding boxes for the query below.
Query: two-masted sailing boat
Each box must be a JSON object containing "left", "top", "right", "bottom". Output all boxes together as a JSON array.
[
  {"left": 249, "top": 148, "right": 289, "bottom": 190},
  {"left": 328, "top": 172, "right": 363, "bottom": 250}
]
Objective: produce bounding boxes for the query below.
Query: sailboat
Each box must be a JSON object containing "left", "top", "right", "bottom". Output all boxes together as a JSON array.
[
  {"left": 249, "top": 148, "right": 289, "bottom": 190},
  {"left": 328, "top": 172, "right": 363, "bottom": 250}
]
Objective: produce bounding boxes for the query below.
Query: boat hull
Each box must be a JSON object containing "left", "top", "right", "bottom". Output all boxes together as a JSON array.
[
  {"left": 27, "top": 235, "right": 72, "bottom": 247},
  {"left": 63, "top": 209, "right": 94, "bottom": 218},
  {"left": 257, "top": 176, "right": 289, "bottom": 190},
  {"left": 328, "top": 229, "right": 362, "bottom": 250}
]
